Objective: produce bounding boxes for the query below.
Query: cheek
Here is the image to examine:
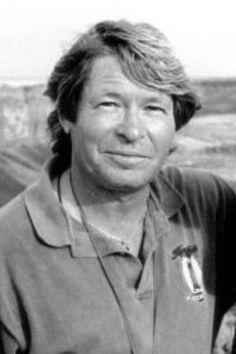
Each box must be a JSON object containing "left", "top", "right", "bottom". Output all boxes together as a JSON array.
[
  {"left": 71, "top": 123, "right": 108, "bottom": 163},
  {"left": 72, "top": 122, "right": 97, "bottom": 145},
  {"left": 150, "top": 119, "right": 175, "bottom": 149},
  {"left": 78, "top": 114, "right": 112, "bottom": 139}
]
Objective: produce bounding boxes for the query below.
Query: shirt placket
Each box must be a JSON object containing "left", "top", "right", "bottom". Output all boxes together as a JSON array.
[{"left": 82, "top": 206, "right": 167, "bottom": 354}]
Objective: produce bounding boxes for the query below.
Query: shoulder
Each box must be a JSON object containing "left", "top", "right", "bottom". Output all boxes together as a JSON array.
[
  {"left": 0, "top": 192, "right": 27, "bottom": 229},
  {"left": 161, "top": 164, "right": 235, "bottom": 193},
  {"left": 158, "top": 165, "right": 236, "bottom": 210},
  {"left": 0, "top": 190, "right": 33, "bottom": 258}
]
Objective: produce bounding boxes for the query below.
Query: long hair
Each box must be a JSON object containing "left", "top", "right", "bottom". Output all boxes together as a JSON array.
[{"left": 45, "top": 20, "right": 201, "bottom": 165}]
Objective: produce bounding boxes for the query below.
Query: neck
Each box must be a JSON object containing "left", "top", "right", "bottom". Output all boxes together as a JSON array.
[
  {"left": 65, "top": 165, "right": 150, "bottom": 253},
  {"left": 72, "top": 166, "right": 148, "bottom": 216}
]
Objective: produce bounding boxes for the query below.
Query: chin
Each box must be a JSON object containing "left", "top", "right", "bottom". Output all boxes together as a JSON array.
[{"left": 97, "top": 169, "right": 155, "bottom": 192}]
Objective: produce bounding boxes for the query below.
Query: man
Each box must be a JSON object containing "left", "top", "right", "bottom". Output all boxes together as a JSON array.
[{"left": 0, "top": 20, "right": 236, "bottom": 354}]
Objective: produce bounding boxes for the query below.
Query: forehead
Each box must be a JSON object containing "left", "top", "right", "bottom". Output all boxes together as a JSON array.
[{"left": 84, "top": 56, "right": 171, "bottom": 102}]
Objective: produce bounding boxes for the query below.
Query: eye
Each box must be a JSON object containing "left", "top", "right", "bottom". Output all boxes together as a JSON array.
[
  {"left": 145, "top": 105, "right": 166, "bottom": 113},
  {"left": 98, "top": 101, "right": 119, "bottom": 108}
]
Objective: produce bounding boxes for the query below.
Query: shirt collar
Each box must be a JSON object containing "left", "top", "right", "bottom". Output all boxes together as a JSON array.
[
  {"left": 24, "top": 157, "right": 71, "bottom": 248},
  {"left": 24, "top": 156, "right": 184, "bottom": 252},
  {"left": 150, "top": 170, "right": 185, "bottom": 218}
]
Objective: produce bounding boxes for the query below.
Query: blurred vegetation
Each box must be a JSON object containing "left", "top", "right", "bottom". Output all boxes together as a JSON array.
[
  {"left": 0, "top": 84, "right": 51, "bottom": 145},
  {"left": 196, "top": 79, "right": 236, "bottom": 116}
]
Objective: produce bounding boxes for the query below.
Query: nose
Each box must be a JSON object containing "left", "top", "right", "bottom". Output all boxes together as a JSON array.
[{"left": 115, "top": 106, "right": 145, "bottom": 142}]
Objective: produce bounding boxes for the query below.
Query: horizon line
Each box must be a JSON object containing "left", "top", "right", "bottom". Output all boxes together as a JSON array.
[{"left": 0, "top": 76, "right": 236, "bottom": 88}]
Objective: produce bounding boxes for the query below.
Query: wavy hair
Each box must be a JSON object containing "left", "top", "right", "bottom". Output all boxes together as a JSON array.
[{"left": 45, "top": 20, "right": 201, "bottom": 165}]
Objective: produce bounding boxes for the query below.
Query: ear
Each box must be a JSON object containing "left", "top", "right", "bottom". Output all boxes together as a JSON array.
[{"left": 59, "top": 116, "right": 73, "bottom": 134}]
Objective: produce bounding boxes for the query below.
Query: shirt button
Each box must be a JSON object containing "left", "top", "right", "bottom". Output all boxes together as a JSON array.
[{"left": 120, "top": 241, "right": 130, "bottom": 252}]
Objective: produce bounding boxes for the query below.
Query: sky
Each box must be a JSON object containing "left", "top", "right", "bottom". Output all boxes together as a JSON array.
[{"left": 0, "top": 0, "right": 235, "bottom": 83}]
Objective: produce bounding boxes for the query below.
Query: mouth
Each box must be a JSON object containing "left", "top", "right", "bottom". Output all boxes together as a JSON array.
[
  {"left": 105, "top": 150, "right": 151, "bottom": 158},
  {"left": 103, "top": 151, "right": 151, "bottom": 168}
]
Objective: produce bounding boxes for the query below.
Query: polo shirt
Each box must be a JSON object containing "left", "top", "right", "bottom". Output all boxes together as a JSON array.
[{"left": 1, "top": 157, "right": 236, "bottom": 354}]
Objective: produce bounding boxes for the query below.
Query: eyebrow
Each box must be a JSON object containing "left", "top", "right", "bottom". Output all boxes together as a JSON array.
[
  {"left": 95, "top": 89, "right": 169, "bottom": 103},
  {"left": 98, "top": 91, "right": 123, "bottom": 98}
]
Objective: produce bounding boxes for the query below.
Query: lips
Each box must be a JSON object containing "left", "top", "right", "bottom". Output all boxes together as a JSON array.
[
  {"left": 103, "top": 150, "right": 152, "bottom": 168},
  {"left": 104, "top": 150, "right": 151, "bottom": 158}
]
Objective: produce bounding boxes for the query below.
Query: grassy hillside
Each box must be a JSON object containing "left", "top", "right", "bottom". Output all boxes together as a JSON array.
[{"left": 196, "top": 79, "right": 236, "bottom": 116}]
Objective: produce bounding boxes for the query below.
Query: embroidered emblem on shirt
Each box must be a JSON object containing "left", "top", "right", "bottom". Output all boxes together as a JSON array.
[{"left": 172, "top": 244, "right": 205, "bottom": 302}]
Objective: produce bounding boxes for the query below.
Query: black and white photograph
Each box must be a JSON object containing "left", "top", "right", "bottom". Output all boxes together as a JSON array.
[{"left": 0, "top": 0, "right": 235, "bottom": 353}]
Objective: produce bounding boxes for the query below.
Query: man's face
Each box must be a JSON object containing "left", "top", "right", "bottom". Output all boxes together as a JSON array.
[{"left": 70, "top": 56, "right": 175, "bottom": 192}]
